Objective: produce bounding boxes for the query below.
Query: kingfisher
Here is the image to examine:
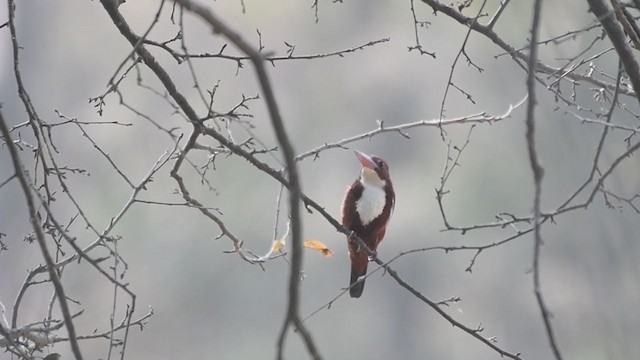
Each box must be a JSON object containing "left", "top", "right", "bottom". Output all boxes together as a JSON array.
[{"left": 341, "top": 150, "right": 395, "bottom": 298}]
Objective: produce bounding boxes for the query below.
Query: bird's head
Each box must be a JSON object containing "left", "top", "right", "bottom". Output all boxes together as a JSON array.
[{"left": 354, "top": 150, "right": 390, "bottom": 188}]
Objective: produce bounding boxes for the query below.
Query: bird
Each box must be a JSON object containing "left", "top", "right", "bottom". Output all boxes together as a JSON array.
[{"left": 341, "top": 150, "right": 395, "bottom": 298}]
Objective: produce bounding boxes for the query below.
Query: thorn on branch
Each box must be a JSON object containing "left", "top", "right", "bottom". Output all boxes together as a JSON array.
[
  {"left": 436, "top": 296, "right": 462, "bottom": 307},
  {"left": 395, "top": 129, "right": 411, "bottom": 139},
  {"left": 473, "top": 323, "right": 484, "bottom": 333},
  {"left": 465, "top": 249, "right": 482, "bottom": 272},
  {"left": 457, "top": 0, "right": 473, "bottom": 12},
  {"left": 256, "top": 29, "right": 264, "bottom": 53},
  {"left": 407, "top": 45, "right": 437, "bottom": 58},
  {"left": 284, "top": 41, "right": 295, "bottom": 57},
  {"left": 304, "top": 202, "right": 313, "bottom": 214}
]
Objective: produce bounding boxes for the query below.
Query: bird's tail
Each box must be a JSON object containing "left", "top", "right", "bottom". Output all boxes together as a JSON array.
[{"left": 349, "top": 263, "right": 368, "bottom": 298}]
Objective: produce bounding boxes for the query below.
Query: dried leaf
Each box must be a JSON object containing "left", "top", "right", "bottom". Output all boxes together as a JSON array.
[
  {"left": 271, "top": 238, "right": 286, "bottom": 253},
  {"left": 304, "top": 240, "right": 333, "bottom": 257}
]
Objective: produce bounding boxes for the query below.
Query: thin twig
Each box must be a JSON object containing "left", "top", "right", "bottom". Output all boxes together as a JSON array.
[
  {"left": 167, "top": 2, "right": 320, "bottom": 358},
  {"left": 5, "top": 1, "right": 84, "bottom": 357},
  {"left": 525, "top": 1, "right": 563, "bottom": 359},
  {"left": 295, "top": 97, "right": 527, "bottom": 163},
  {"left": 438, "top": 0, "right": 488, "bottom": 135},
  {"left": 488, "top": 0, "right": 511, "bottom": 29},
  {"left": 0, "top": 110, "right": 83, "bottom": 360},
  {"left": 420, "top": 0, "right": 637, "bottom": 97}
]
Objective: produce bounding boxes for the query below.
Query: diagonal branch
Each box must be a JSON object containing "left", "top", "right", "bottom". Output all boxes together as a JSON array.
[
  {"left": 99, "top": 0, "right": 320, "bottom": 358},
  {"left": 167, "top": 2, "right": 318, "bottom": 359},
  {"left": 419, "top": 0, "right": 637, "bottom": 97},
  {"left": 587, "top": 0, "right": 640, "bottom": 104},
  {"left": 0, "top": 111, "right": 83, "bottom": 360},
  {"left": 5, "top": 0, "right": 84, "bottom": 357}
]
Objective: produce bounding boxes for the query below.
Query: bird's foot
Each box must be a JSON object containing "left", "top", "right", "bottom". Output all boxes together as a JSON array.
[
  {"left": 348, "top": 232, "right": 376, "bottom": 259},
  {"left": 368, "top": 250, "right": 377, "bottom": 262},
  {"left": 348, "top": 231, "right": 366, "bottom": 252}
]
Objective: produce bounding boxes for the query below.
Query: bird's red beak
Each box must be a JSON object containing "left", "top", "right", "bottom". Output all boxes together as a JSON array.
[{"left": 354, "top": 150, "right": 377, "bottom": 170}]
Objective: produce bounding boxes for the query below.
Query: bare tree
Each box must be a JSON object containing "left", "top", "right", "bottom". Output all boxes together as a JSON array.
[{"left": 2, "top": 0, "right": 640, "bottom": 359}]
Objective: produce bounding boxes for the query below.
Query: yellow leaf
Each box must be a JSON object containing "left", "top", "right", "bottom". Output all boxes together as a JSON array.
[
  {"left": 304, "top": 240, "right": 333, "bottom": 257},
  {"left": 272, "top": 238, "right": 286, "bottom": 253}
]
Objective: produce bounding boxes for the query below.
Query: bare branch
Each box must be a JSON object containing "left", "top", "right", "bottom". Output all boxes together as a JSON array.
[
  {"left": 296, "top": 97, "right": 527, "bottom": 162},
  {"left": 438, "top": 0, "right": 488, "bottom": 130},
  {"left": 5, "top": 0, "right": 84, "bottom": 356},
  {"left": 173, "top": 38, "right": 390, "bottom": 64},
  {"left": 488, "top": 0, "right": 511, "bottom": 29},
  {"left": 167, "top": 3, "right": 317, "bottom": 358},
  {"left": 420, "top": 0, "right": 637, "bottom": 97},
  {"left": 0, "top": 109, "right": 83, "bottom": 359},
  {"left": 525, "top": 1, "right": 563, "bottom": 359},
  {"left": 587, "top": 0, "right": 640, "bottom": 103}
]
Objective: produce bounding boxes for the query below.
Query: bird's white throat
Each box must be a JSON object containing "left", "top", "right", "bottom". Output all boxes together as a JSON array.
[
  {"left": 356, "top": 169, "right": 386, "bottom": 226},
  {"left": 360, "top": 168, "right": 385, "bottom": 188}
]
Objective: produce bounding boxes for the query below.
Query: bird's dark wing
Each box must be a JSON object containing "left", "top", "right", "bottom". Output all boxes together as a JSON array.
[
  {"left": 341, "top": 180, "right": 363, "bottom": 231},
  {"left": 342, "top": 180, "right": 368, "bottom": 298}
]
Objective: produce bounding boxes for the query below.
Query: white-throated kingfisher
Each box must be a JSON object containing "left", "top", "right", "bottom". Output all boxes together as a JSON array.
[{"left": 341, "top": 150, "right": 395, "bottom": 298}]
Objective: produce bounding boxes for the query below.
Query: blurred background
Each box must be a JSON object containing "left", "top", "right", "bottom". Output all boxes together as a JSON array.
[{"left": 1, "top": 0, "right": 639, "bottom": 359}]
